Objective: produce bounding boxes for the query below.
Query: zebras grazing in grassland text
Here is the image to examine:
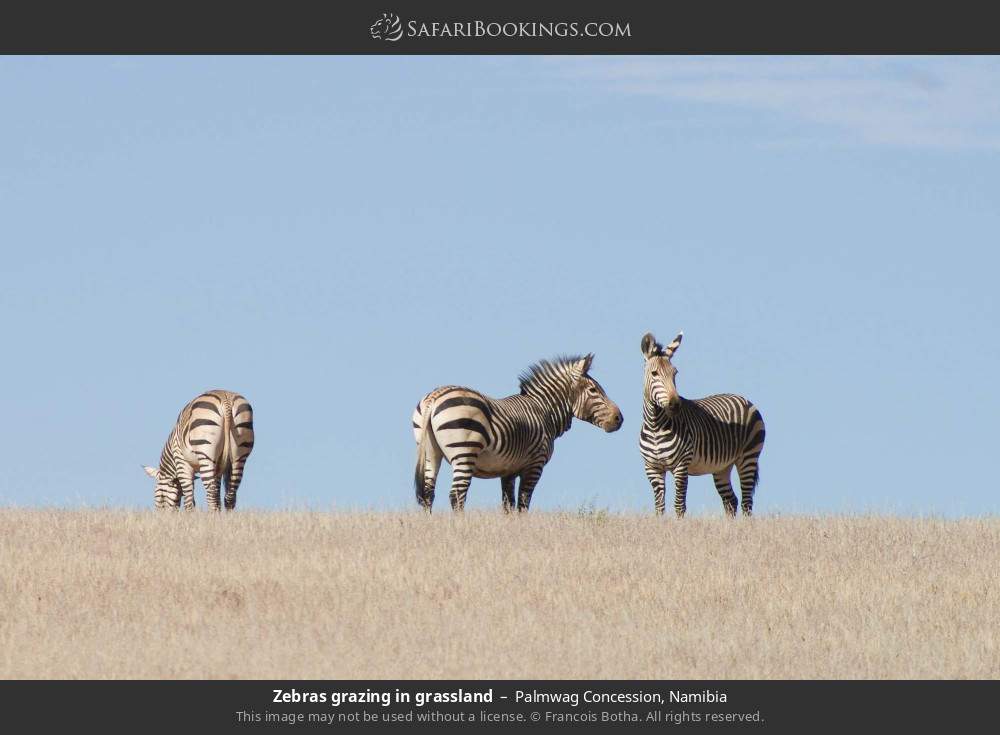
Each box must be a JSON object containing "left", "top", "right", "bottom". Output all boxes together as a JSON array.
[
  {"left": 638, "top": 332, "right": 765, "bottom": 517},
  {"left": 412, "top": 355, "right": 623, "bottom": 512},
  {"left": 143, "top": 389, "right": 255, "bottom": 510}
]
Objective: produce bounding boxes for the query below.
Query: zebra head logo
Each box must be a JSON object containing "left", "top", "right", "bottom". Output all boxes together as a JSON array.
[
  {"left": 370, "top": 12, "right": 403, "bottom": 41},
  {"left": 641, "top": 331, "right": 684, "bottom": 415}
]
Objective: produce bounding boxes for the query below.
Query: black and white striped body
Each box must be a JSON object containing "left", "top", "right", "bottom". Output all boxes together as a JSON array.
[
  {"left": 639, "top": 332, "right": 765, "bottom": 517},
  {"left": 412, "top": 355, "right": 622, "bottom": 512},
  {"left": 145, "top": 389, "right": 255, "bottom": 510}
]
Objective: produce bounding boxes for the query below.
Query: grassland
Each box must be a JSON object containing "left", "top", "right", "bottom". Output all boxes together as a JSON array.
[{"left": 0, "top": 509, "right": 997, "bottom": 679}]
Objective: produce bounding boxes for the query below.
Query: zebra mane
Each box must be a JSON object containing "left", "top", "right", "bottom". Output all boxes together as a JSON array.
[{"left": 518, "top": 355, "right": 590, "bottom": 397}]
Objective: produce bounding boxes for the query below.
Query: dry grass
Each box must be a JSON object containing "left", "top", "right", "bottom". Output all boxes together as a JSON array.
[{"left": 1, "top": 509, "right": 998, "bottom": 679}]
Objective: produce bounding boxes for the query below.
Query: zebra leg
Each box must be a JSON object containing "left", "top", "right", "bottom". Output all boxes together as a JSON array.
[
  {"left": 176, "top": 464, "right": 196, "bottom": 510},
  {"left": 447, "top": 446, "right": 483, "bottom": 512},
  {"left": 448, "top": 472, "right": 473, "bottom": 512},
  {"left": 712, "top": 467, "right": 739, "bottom": 517},
  {"left": 224, "top": 455, "right": 250, "bottom": 510},
  {"left": 223, "top": 472, "right": 235, "bottom": 510},
  {"left": 644, "top": 463, "right": 667, "bottom": 515},
  {"left": 169, "top": 479, "right": 183, "bottom": 508},
  {"left": 516, "top": 466, "right": 544, "bottom": 512},
  {"left": 672, "top": 467, "right": 689, "bottom": 518},
  {"left": 736, "top": 453, "right": 760, "bottom": 517},
  {"left": 222, "top": 470, "right": 236, "bottom": 511},
  {"left": 501, "top": 475, "right": 516, "bottom": 513},
  {"left": 198, "top": 457, "right": 222, "bottom": 511},
  {"left": 228, "top": 405, "right": 254, "bottom": 511}
]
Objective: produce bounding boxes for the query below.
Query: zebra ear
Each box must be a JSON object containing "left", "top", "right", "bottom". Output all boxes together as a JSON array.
[
  {"left": 664, "top": 331, "right": 684, "bottom": 358},
  {"left": 143, "top": 465, "right": 159, "bottom": 479},
  {"left": 641, "top": 333, "right": 662, "bottom": 358},
  {"left": 575, "top": 354, "right": 594, "bottom": 380}
]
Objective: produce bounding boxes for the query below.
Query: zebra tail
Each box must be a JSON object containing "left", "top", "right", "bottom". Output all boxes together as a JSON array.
[
  {"left": 220, "top": 396, "right": 235, "bottom": 475},
  {"left": 413, "top": 403, "right": 435, "bottom": 505}
]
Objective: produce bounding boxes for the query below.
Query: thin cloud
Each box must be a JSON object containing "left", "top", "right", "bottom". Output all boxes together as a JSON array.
[{"left": 546, "top": 56, "right": 1000, "bottom": 150}]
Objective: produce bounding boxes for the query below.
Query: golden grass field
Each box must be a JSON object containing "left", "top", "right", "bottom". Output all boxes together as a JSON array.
[{"left": 1, "top": 509, "right": 998, "bottom": 679}]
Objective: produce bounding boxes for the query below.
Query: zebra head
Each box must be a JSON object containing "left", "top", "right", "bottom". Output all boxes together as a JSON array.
[
  {"left": 570, "top": 355, "right": 624, "bottom": 433},
  {"left": 641, "top": 331, "right": 683, "bottom": 414},
  {"left": 520, "top": 355, "right": 623, "bottom": 433},
  {"left": 143, "top": 465, "right": 178, "bottom": 507}
]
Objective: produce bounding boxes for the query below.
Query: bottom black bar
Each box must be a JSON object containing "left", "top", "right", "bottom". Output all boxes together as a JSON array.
[{"left": 2, "top": 680, "right": 994, "bottom": 731}]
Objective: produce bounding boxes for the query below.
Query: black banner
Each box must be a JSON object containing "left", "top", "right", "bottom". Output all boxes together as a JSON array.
[
  {"left": 2, "top": 0, "right": 998, "bottom": 54},
  {"left": 1, "top": 680, "right": 997, "bottom": 731}
]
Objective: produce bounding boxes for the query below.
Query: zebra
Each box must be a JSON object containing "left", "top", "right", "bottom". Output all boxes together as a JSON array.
[
  {"left": 639, "top": 332, "right": 765, "bottom": 517},
  {"left": 412, "top": 354, "right": 623, "bottom": 512},
  {"left": 143, "top": 389, "right": 255, "bottom": 510}
]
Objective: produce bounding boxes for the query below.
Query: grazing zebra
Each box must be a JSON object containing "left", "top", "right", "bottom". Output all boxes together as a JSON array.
[
  {"left": 143, "top": 389, "right": 255, "bottom": 510},
  {"left": 412, "top": 354, "right": 623, "bottom": 512},
  {"left": 639, "top": 332, "right": 765, "bottom": 517}
]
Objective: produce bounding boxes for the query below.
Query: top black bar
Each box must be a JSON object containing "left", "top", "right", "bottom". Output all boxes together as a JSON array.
[{"left": 3, "top": 0, "right": 999, "bottom": 54}]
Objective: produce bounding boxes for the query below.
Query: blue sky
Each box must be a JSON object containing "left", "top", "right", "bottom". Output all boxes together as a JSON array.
[{"left": 1, "top": 56, "right": 997, "bottom": 515}]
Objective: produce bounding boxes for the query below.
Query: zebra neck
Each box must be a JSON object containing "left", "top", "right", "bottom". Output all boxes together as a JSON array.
[
  {"left": 158, "top": 430, "right": 181, "bottom": 480},
  {"left": 522, "top": 392, "right": 574, "bottom": 440},
  {"left": 644, "top": 398, "right": 685, "bottom": 434}
]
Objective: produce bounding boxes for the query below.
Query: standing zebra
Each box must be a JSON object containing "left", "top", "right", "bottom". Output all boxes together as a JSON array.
[
  {"left": 639, "top": 332, "right": 765, "bottom": 517},
  {"left": 412, "top": 354, "right": 623, "bottom": 512},
  {"left": 143, "top": 389, "right": 255, "bottom": 510}
]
